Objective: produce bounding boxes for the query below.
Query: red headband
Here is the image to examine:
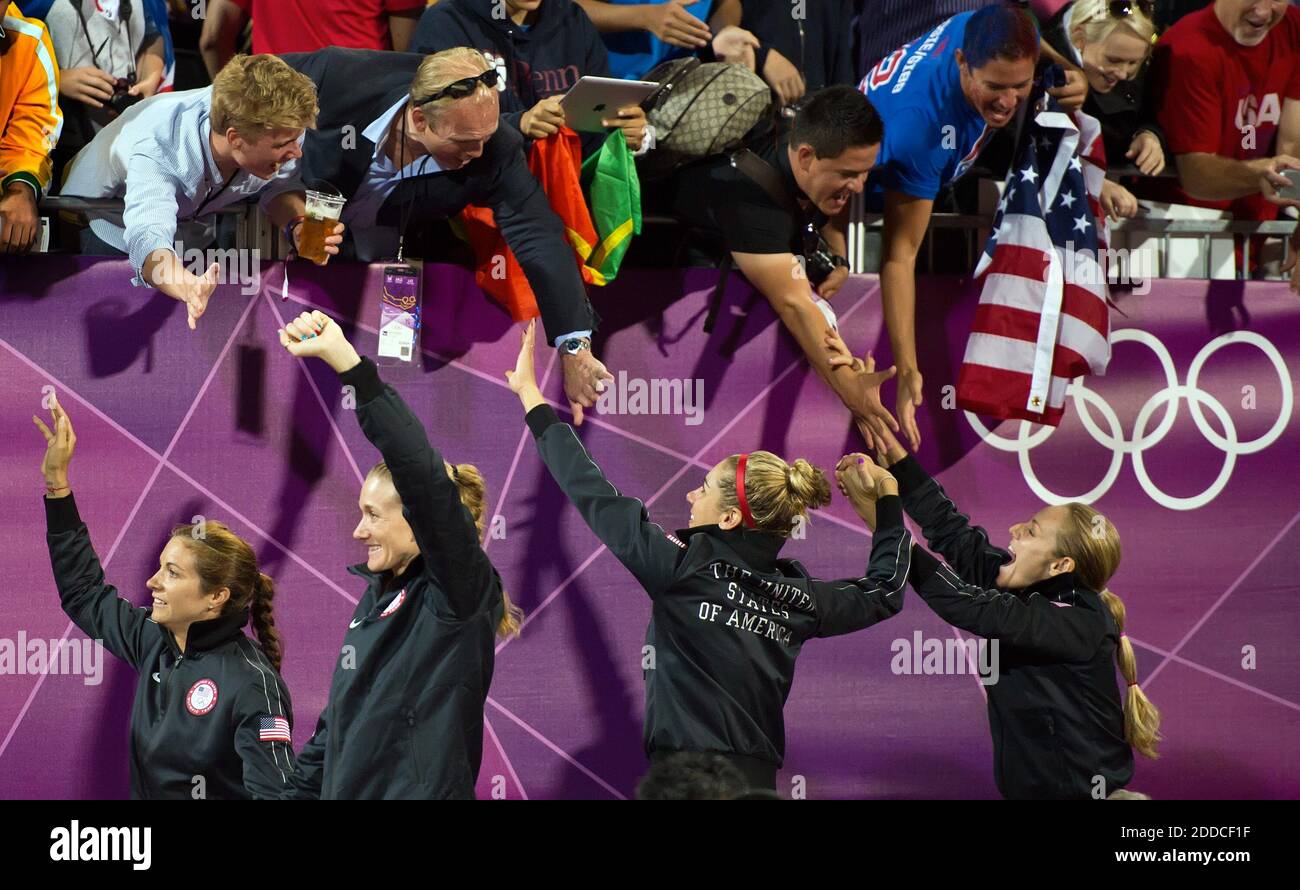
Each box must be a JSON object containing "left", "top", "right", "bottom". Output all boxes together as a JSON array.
[{"left": 735, "top": 453, "right": 757, "bottom": 529}]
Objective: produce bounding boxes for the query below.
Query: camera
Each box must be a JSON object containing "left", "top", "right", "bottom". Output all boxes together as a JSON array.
[
  {"left": 107, "top": 74, "right": 142, "bottom": 117},
  {"left": 804, "top": 244, "right": 838, "bottom": 287}
]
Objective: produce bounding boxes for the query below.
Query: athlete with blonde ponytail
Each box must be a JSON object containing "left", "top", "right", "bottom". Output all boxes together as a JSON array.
[
  {"left": 277, "top": 310, "right": 517, "bottom": 799},
  {"left": 508, "top": 321, "right": 912, "bottom": 791},
  {"left": 858, "top": 421, "right": 1161, "bottom": 799},
  {"left": 35, "top": 397, "right": 296, "bottom": 799}
]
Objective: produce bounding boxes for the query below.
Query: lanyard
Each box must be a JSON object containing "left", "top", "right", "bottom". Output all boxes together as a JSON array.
[
  {"left": 71, "top": 0, "right": 136, "bottom": 78},
  {"left": 194, "top": 166, "right": 236, "bottom": 219}
]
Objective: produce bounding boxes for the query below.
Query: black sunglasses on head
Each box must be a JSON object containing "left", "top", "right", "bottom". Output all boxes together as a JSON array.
[{"left": 413, "top": 69, "right": 500, "bottom": 106}]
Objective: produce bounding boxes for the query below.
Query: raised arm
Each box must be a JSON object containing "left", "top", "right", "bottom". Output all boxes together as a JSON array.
[
  {"left": 908, "top": 547, "right": 1107, "bottom": 662},
  {"left": 35, "top": 397, "right": 160, "bottom": 670},
  {"left": 506, "top": 322, "right": 685, "bottom": 598},
  {"left": 278, "top": 311, "right": 497, "bottom": 621},
  {"left": 486, "top": 132, "right": 612, "bottom": 425},
  {"left": 857, "top": 423, "right": 1009, "bottom": 589}
]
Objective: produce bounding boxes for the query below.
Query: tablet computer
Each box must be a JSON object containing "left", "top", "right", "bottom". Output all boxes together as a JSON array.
[{"left": 560, "top": 76, "right": 659, "bottom": 133}]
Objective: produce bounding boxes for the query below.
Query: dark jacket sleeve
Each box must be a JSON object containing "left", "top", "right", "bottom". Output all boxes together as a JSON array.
[
  {"left": 527, "top": 403, "right": 684, "bottom": 598},
  {"left": 1131, "top": 69, "right": 1167, "bottom": 155},
  {"left": 45, "top": 494, "right": 161, "bottom": 671},
  {"left": 909, "top": 548, "right": 1108, "bottom": 662},
  {"left": 812, "top": 495, "right": 911, "bottom": 637},
  {"left": 410, "top": 3, "right": 444, "bottom": 55},
  {"left": 231, "top": 664, "right": 297, "bottom": 799},
  {"left": 280, "top": 714, "right": 326, "bottom": 800},
  {"left": 829, "top": 0, "right": 854, "bottom": 86},
  {"left": 340, "top": 356, "right": 499, "bottom": 621},
  {"left": 891, "top": 456, "right": 1010, "bottom": 589},
  {"left": 485, "top": 128, "right": 596, "bottom": 342},
  {"left": 278, "top": 50, "right": 330, "bottom": 87}
]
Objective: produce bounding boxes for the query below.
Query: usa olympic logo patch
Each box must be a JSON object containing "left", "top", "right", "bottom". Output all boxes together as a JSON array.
[
  {"left": 380, "top": 588, "right": 407, "bottom": 618},
  {"left": 186, "top": 679, "right": 218, "bottom": 716}
]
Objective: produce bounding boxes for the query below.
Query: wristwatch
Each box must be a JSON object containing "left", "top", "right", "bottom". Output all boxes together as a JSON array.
[
  {"left": 830, "top": 253, "right": 849, "bottom": 270},
  {"left": 560, "top": 337, "right": 591, "bottom": 356}
]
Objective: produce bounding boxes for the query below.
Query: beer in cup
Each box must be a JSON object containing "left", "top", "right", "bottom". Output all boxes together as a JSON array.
[{"left": 299, "top": 188, "right": 346, "bottom": 265}]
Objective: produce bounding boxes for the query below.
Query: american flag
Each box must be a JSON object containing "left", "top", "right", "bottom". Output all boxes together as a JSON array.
[
  {"left": 259, "top": 715, "right": 291, "bottom": 743},
  {"left": 956, "top": 95, "right": 1111, "bottom": 426}
]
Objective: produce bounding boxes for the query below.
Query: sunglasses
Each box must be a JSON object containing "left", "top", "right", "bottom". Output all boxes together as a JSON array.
[
  {"left": 1108, "top": 0, "right": 1154, "bottom": 18},
  {"left": 412, "top": 69, "right": 500, "bottom": 106}
]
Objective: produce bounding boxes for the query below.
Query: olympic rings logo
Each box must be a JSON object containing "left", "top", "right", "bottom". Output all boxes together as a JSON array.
[{"left": 965, "top": 330, "right": 1293, "bottom": 511}]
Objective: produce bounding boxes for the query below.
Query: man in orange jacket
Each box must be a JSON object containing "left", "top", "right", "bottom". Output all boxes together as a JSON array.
[{"left": 0, "top": 1, "right": 61, "bottom": 253}]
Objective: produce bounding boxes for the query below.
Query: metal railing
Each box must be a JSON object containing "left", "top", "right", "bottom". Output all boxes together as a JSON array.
[
  {"left": 41, "top": 193, "right": 1298, "bottom": 281},
  {"left": 39, "top": 196, "right": 268, "bottom": 253},
  {"left": 845, "top": 192, "right": 1298, "bottom": 280}
]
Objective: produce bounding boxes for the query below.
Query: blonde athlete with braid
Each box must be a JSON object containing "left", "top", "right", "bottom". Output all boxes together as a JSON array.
[
  {"left": 508, "top": 320, "right": 912, "bottom": 792},
  {"left": 842, "top": 415, "right": 1161, "bottom": 800}
]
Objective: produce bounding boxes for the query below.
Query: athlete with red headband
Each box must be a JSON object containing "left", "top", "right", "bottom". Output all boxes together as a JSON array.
[{"left": 506, "top": 321, "right": 913, "bottom": 792}]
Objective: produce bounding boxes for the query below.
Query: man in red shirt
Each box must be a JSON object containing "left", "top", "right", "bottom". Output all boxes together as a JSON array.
[
  {"left": 1150, "top": 0, "right": 1300, "bottom": 291},
  {"left": 199, "top": 0, "right": 425, "bottom": 77}
]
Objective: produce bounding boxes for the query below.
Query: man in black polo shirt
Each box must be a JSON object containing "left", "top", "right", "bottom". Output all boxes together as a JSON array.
[{"left": 669, "top": 86, "right": 897, "bottom": 441}]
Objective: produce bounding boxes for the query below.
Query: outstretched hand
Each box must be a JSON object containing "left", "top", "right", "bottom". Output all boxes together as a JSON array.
[
  {"left": 823, "top": 329, "right": 899, "bottom": 451},
  {"left": 183, "top": 262, "right": 220, "bottom": 331},
  {"left": 33, "top": 393, "right": 76, "bottom": 491},
  {"left": 506, "top": 320, "right": 546, "bottom": 413}
]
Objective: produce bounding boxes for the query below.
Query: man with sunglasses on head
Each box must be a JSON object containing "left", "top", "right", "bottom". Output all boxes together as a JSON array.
[
  {"left": 1148, "top": 0, "right": 1300, "bottom": 294},
  {"left": 282, "top": 46, "right": 611, "bottom": 422}
]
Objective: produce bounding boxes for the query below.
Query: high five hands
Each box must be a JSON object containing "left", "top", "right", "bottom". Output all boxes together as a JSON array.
[
  {"left": 822, "top": 328, "right": 905, "bottom": 452},
  {"left": 835, "top": 452, "right": 898, "bottom": 532},
  {"left": 506, "top": 320, "right": 548, "bottom": 415}
]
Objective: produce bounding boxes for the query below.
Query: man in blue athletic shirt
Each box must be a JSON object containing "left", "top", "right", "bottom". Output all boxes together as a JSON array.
[{"left": 854, "top": 5, "right": 1083, "bottom": 450}]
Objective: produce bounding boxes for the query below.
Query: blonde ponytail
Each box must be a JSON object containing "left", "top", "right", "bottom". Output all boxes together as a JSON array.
[
  {"left": 1099, "top": 588, "right": 1162, "bottom": 759},
  {"left": 720, "top": 452, "right": 831, "bottom": 537}
]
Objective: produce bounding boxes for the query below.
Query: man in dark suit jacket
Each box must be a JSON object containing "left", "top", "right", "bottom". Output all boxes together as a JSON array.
[{"left": 281, "top": 45, "right": 611, "bottom": 420}]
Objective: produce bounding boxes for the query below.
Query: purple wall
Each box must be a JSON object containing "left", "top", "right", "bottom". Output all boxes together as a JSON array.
[{"left": 0, "top": 256, "right": 1296, "bottom": 799}]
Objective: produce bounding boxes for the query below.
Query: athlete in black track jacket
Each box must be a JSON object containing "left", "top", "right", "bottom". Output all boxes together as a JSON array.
[
  {"left": 276, "top": 310, "right": 506, "bottom": 800},
  {"left": 507, "top": 322, "right": 912, "bottom": 791},
  {"left": 36, "top": 397, "right": 296, "bottom": 800},
  {"left": 856, "top": 422, "right": 1161, "bottom": 800}
]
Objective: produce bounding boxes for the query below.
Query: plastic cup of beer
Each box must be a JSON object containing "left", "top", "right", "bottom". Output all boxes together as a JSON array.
[{"left": 300, "top": 187, "right": 346, "bottom": 265}]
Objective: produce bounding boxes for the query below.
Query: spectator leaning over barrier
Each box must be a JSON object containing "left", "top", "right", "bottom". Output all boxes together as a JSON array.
[
  {"left": 282, "top": 46, "right": 613, "bottom": 424},
  {"left": 856, "top": 5, "right": 1045, "bottom": 451},
  {"left": 45, "top": 0, "right": 165, "bottom": 180},
  {"left": 664, "top": 86, "right": 901, "bottom": 445},
  {"left": 198, "top": 0, "right": 425, "bottom": 78},
  {"left": 0, "top": 2, "right": 61, "bottom": 254},
  {"left": 60, "top": 54, "right": 341, "bottom": 329},
  {"left": 1148, "top": 0, "right": 1300, "bottom": 292},
  {"left": 412, "top": 0, "right": 648, "bottom": 158}
]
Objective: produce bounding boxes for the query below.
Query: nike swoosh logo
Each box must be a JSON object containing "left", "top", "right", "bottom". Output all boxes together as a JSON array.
[
  {"left": 151, "top": 673, "right": 160, "bottom": 683},
  {"left": 349, "top": 617, "right": 363, "bottom": 629}
]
